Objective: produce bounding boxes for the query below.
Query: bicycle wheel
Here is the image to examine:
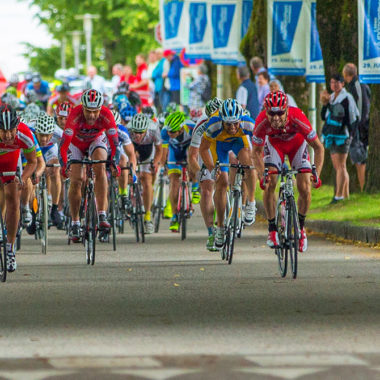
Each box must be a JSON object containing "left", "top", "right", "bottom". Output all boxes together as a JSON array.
[
  {"left": 0, "top": 213, "right": 7, "bottom": 282},
  {"left": 275, "top": 195, "right": 288, "bottom": 278},
  {"left": 227, "top": 190, "right": 240, "bottom": 265},
  {"left": 287, "top": 196, "right": 299, "bottom": 279},
  {"left": 110, "top": 182, "right": 117, "bottom": 251},
  {"left": 152, "top": 180, "right": 163, "bottom": 233},
  {"left": 85, "top": 193, "right": 97, "bottom": 265},
  {"left": 41, "top": 188, "right": 48, "bottom": 255},
  {"left": 135, "top": 185, "right": 145, "bottom": 243},
  {"left": 180, "top": 183, "right": 187, "bottom": 241}
]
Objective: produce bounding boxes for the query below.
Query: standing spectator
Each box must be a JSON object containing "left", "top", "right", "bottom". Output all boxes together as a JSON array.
[
  {"left": 320, "top": 74, "right": 360, "bottom": 203},
  {"left": 185, "top": 64, "right": 210, "bottom": 117},
  {"left": 26, "top": 73, "right": 51, "bottom": 110},
  {"left": 160, "top": 51, "right": 172, "bottom": 111},
  {"left": 163, "top": 50, "right": 182, "bottom": 105},
  {"left": 269, "top": 80, "right": 298, "bottom": 107},
  {"left": 257, "top": 71, "right": 271, "bottom": 108},
  {"left": 235, "top": 65, "right": 260, "bottom": 120},
  {"left": 130, "top": 54, "right": 150, "bottom": 106},
  {"left": 83, "top": 66, "right": 106, "bottom": 94},
  {"left": 343, "top": 63, "right": 371, "bottom": 191},
  {"left": 111, "top": 63, "right": 123, "bottom": 93},
  {"left": 121, "top": 65, "right": 136, "bottom": 86},
  {"left": 147, "top": 50, "right": 158, "bottom": 103},
  {"left": 152, "top": 48, "right": 165, "bottom": 112}
]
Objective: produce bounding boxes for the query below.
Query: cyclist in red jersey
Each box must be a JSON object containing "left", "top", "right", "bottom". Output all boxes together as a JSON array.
[
  {"left": 0, "top": 105, "right": 37, "bottom": 272},
  {"left": 47, "top": 83, "right": 78, "bottom": 116},
  {"left": 59, "top": 89, "right": 119, "bottom": 242},
  {"left": 252, "top": 91, "right": 324, "bottom": 253}
]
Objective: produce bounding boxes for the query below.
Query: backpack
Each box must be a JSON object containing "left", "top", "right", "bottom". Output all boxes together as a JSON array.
[{"left": 201, "top": 78, "right": 211, "bottom": 103}]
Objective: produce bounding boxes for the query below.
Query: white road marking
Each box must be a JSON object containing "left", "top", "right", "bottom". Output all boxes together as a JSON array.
[
  {"left": 237, "top": 367, "right": 325, "bottom": 379},
  {"left": 0, "top": 371, "right": 73, "bottom": 380},
  {"left": 112, "top": 368, "right": 201, "bottom": 379}
]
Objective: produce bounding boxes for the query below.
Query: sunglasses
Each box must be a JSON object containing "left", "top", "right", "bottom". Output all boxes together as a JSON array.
[
  {"left": 224, "top": 121, "right": 240, "bottom": 127},
  {"left": 267, "top": 110, "right": 286, "bottom": 117}
]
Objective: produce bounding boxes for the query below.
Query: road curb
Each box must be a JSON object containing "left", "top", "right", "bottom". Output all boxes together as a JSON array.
[{"left": 256, "top": 201, "right": 380, "bottom": 245}]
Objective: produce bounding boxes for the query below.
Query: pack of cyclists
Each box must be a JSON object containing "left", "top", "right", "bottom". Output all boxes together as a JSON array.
[{"left": 0, "top": 78, "right": 324, "bottom": 275}]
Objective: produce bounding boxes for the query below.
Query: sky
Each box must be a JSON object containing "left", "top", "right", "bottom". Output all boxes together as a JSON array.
[{"left": 0, "top": 0, "right": 54, "bottom": 79}]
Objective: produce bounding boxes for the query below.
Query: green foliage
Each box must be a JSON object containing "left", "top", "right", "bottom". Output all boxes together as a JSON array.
[{"left": 21, "top": 0, "right": 159, "bottom": 76}]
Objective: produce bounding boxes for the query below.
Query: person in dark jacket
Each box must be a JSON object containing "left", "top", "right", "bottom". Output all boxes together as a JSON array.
[
  {"left": 235, "top": 65, "right": 260, "bottom": 120},
  {"left": 343, "top": 63, "right": 371, "bottom": 191},
  {"left": 162, "top": 50, "right": 182, "bottom": 105},
  {"left": 320, "top": 74, "right": 360, "bottom": 203}
]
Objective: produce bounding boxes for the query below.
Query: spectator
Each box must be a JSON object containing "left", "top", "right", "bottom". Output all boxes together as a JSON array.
[
  {"left": 111, "top": 63, "right": 123, "bottom": 93},
  {"left": 152, "top": 48, "right": 165, "bottom": 112},
  {"left": 343, "top": 63, "right": 371, "bottom": 191},
  {"left": 121, "top": 65, "right": 136, "bottom": 86},
  {"left": 235, "top": 65, "right": 260, "bottom": 120},
  {"left": 160, "top": 51, "right": 172, "bottom": 111},
  {"left": 130, "top": 53, "right": 150, "bottom": 106},
  {"left": 147, "top": 50, "right": 158, "bottom": 102},
  {"left": 320, "top": 74, "right": 360, "bottom": 203},
  {"left": 269, "top": 80, "right": 297, "bottom": 107},
  {"left": 257, "top": 71, "right": 271, "bottom": 108},
  {"left": 26, "top": 73, "right": 51, "bottom": 109},
  {"left": 185, "top": 64, "right": 210, "bottom": 117},
  {"left": 83, "top": 65, "right": 106, "bottom": 94},
  {"left": 163, "top": 50, "right": 182, "bottom": 105}
]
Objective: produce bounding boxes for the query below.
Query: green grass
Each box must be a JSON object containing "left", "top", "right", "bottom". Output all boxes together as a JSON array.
[{"left": 255, "top": 184, "right": 380, "bottom": 227}]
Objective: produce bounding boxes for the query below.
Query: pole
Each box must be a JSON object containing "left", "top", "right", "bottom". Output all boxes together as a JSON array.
[
  {"left": 217, "top": 65, "right": 223, "bottom": 99},
  {"left": 71, "top": 31, "right": 81, "bottom": 76},
  {"left": 61, "top": 37, "right": 67, "bottom": 69},
  {"left": 308, "top": 82, "right": 316, "bottom": 163},
  {"left": 83, "top": 14, "right": 93, "bottom": 69}
]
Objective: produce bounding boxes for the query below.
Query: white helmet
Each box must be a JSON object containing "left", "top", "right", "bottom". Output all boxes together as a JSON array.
[
  {"left": 34, "top": 112, "right": 56, "bottom": 134},
  {"left": 130, "top": 113, "right": 150, "bottom": 132},
  {"left": 81, "top": 89, "right": 104, "bottom": 109},
  {"left": 111, "top": 109, "right": 121, "bottom": 124},
  {"left": 23, "top": 103, "right": 41, "bottom": 122}
]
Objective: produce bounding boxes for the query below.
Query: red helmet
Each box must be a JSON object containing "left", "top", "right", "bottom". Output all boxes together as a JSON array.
[
  {"left": 264, "top": 91, "right": 288, "bottom": 112},
  {"left": 56, "top": 101, "right": 73, "bottom": 117}
]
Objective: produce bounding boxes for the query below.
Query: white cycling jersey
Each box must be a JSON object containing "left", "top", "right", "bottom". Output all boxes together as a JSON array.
[{"left": 190, "top": 112, "right": 209, "bottom": 149}]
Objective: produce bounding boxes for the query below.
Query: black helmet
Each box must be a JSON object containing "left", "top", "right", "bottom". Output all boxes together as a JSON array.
[
  {"left": 127, "top": 91, "right": 141, "bottom": 107},
  {"left": 0, "top": 104, "right": 19, "bottom": 130}
]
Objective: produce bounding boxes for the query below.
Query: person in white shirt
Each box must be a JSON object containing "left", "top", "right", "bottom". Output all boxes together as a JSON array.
[
  {"left": 111, "top": 63, "right": 123, "bottom": 94},
  {"left": 83, "top": 66, "right": 106, "bottom": 94}
]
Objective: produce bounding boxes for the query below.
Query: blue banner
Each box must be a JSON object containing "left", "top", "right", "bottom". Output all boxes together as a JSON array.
[
  {"left": 212, "top": 4, "right": 236, "bottom": 48},
  {"left": 358, "top": 0, "right": 380, "bottom": 83},
  {"left": 189, "top": 3, "right": 207, "bottom": 44},
  {"left": 164, "top": 0, "right": 184, "bottom": 40},
  {"left": 241, "top": 1, "right": 253, "bottom": 39}
]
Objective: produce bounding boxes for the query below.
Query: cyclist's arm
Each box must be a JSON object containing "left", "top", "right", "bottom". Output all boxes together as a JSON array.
[
  {"left": 161, "top": 146, "right": 168, "bottom": 166},
  {"left": 35, "top": 154, "right": 46, "bottom": 178},
  {"left": 123, "top": 143, "right": 136, "bottom": 172},
  {"left": 199, "top": 137, "right": 213, "bottom": 172},
  {"left": 252, "top": 145, "right": 265, "bottom": 179},
  {"left": 22, "top": 149, "right": 37, "bottom": 183},
  {"left": 308, "top": 137, "right": 324, "bottom": 177},
  {"left": 59, "top": 128, "right": 74, "bottom": 167},
  {"left": 153, "top": 144, "right": 163, "bottom": 169},
  {"left": 188, "top": 146, "right": 200, "bottom": 178},
  {"left": 46, "top": 103, "right": 54, "bottom": 116}
]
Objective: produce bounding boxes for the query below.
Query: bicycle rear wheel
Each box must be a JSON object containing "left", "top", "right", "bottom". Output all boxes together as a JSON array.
[
  {"left": 152, "top": 180, "right": 163, "bottom": 233},
  {"left": 275, "top": 195, "right": 288, "bottom": 278},
  {"left": 180, "top": 183, "right": 187, "bottom": 241},
  {"left": 136, "top": 185, "right": 145, "bottom": 243},
  {"left": 0, "top": 213, "right": 7, "bottom": 282},
  {"left": 287, "top": 196, "right": 299, "bottom": 279},
  {"left": 110, "top": 182, "right": 117, "bottom": 251},
  {"left": 227, "top": 190, "right": 240, "bottom": 265},
  {"left": 85, "top": 193, "right": 97, "bottom": 265},
  {"left": 41, "top": 188, "right": 48, "bottom": 255}
]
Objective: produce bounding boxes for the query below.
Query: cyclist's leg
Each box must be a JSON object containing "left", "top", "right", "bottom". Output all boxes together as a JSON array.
[
  {"left": 4, "top": 182, "right": 20, "bottom": 241},
  {"left": 68, "top": 144, "right": 85, "bottom": 222},
  {"left": 140, "top": 171, "right": 153, "bottom": 217},
  {"left": 117, "top": 153, "right": 128, "bottom": 197}
]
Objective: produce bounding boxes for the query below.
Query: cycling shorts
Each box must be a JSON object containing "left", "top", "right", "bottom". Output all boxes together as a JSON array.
[
  {"left": 168, "top": 146, "right": 187, "bottom": 175},
  {"left": 41, "top": 144, "right": 59, "bottom": 163},
  {"left": 68, "top": 134, "right": 108, "bottom": 161},
  {"left": 264, "top": 134, "right": 311, "bottom": 171},
  {"left": 210, "top": 136, "right": 251, "bottom": 173},
  {"left": 0, "top": 150, "right": 22, "bottom": 184}
]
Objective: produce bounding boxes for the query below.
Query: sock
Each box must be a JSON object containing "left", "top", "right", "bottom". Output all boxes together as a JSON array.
[
  {"left": 268, "top": 218, "right": 277, "bottom": 232},
  {"left": 144, "top": 211, "right": 151, "bottom": 222},
  {"left": 171, "top": 214, "right": 178, "bottom": 221},
  {"left": 71, "top": 220, "right": 80, "bottom": 226},
  {"left": 207, "top": 226, "right": 214, "bottom": 236},
  {"left": 98, "top": 211, "right": 106, "bottom": 217},
  {"left": 6, "top": 243, "right": 14, "bottom": 255},
  {"left": 334, "top": 196, "right": 344, "bottom": 200},
  {"left": 192, "top": 182, "right": 199, "bottom": 191},
  {"left": 298, "top": 213, "right": 306, "bottom": 230},
  {"left": 119, "top": 187, "right": 127, "bottom": 196},
  {"left": 23, "top": 204, "right": 30, "bottom": 211},
  {"left": 248, "top": 200, "right": 256, "bottom": 207}
]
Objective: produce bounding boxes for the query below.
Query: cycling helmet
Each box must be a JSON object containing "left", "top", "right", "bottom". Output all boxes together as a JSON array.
[
  {"left": 189, "top": 108, "right": 203, "bottom": 122},
  {"left": 157, "top": 112, "right": 168, "bottom": 128},
  {"left": 56, "top": 83, "right": 70, "bottom": 93},
  {"left": 113, "top": 94, "right": 130, "bottom": 111},
  {"left": 141, "top": 106, "right": 156, "bottom": 120},
  {"left": 5, "top": 86, "right": 18, "bottom": 97},
  {"left": 0, "top": 104, "right": 19, "bottom": 130},
  {"left": 127, "top": 91, "right": 141, "bottom": 107},
  {"left": 34, "top": 112, "right": 56, "bottom": 134},
  {"left": 243, "top": 109, "right": 251, "bottom": 117},
  {"left": 25, "top": 89, "right": 38, "bottom": 104},
  {"left": 111, "top": 109, "right": 121, "bottom": 125},
  {"left": 165, "top": 111, "right": 185, "bottom": 132},
  {"left": 9, "top": 73, "right": 19, "bottom": 84},
  {"left": 81, "top": 89, "right": 104, "bottom": 109},
  {"left": 120, "top": 104, "right": 137, "bottom": 122},
  {"left": 205, "top": 97, "right": 223, "bottom": 117},
  {"left": 1, "top": 93, "right": 19, "bottom": 109},
  {"left": 130, "top": 113, "right": 150, "bottom": 133},
  {"left": 219, "top": 98, "right": 243, "bottom": 123},
  {"left": 23, "top": 103, "right": 41, "bottom": 122},
  {"left": 264, "top": 91, "right": 288, "bottom": 112},
  {"left": 166, "top": 102, "right": 179, "bottom": 114},
  {"left": 116, "top": 82, "right": 129, "bottom": 94},
  {"left": 56, "top": 101, "right": 73, "bottom": 117}
]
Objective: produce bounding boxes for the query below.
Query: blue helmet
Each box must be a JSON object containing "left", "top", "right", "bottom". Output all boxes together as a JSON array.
[
  {"left": 220, "top": 98, "right": 243, "bottom": 123},
  {"left": 113, "top": 94, "right": 130, "bottom": 111},
  {"left": 120, "top": 104, "right": 137, "bottom": 122}
]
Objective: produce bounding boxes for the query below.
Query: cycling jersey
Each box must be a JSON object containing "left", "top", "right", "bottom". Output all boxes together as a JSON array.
[
  {"left": 59, "top": 105, "right": 119, "bottom": 166},
  {"left": 30, "top": 126, "right": 61, "bottom": 163},
  {"left": 190, "top": 112, "right": 209, "bottom": 149},
  {"left": 48, "top": 94, "right": 78, "bottom": 109},
  {"left": 129, "top": 122, "right": 161, "bottom": 162}
]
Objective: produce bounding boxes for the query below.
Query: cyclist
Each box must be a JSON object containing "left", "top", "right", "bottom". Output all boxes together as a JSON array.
[
  {"left": 120, "top": 103, "right": 137, "bottom": 126},
  {"left": 188, "top": 97, "right": 223, "bottom": 251},
  {"left": 161, "top": 111, "right": 196, "bottom": 232},
  {"left": 47, "top": 83, "right": 78, "bottom": 116},
  {"left": 55, "top": 101, "right": 74, "bottom": 130},
  {"left": 252, "top": 91, "right": 324, "bottom": 252},
  {"left": 0, "top": 105, "right": 37, "bottom": 272},
  {"left": 128, "top": 113, "right": 162, "bottom": 233},
  {"left": 200, "top": 98, "right": 256, "bottom": 249},
  {"left": 59, "top": 89, "right": 119, "bottom": 242}
]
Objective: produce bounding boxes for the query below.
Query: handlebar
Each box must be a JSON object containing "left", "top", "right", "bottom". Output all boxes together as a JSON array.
[{"left": 167, "top": 161, "right": 188, "bottom": 166}]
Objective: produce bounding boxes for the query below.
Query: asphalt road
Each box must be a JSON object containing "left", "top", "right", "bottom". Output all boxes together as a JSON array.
[{"left": 0, "top": 210, "right": 380, "bottom": 379}]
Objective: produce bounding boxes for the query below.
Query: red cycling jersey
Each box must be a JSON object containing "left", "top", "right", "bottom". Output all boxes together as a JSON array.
[
  {"left": 59, "top": 105, "right": 119, "bottom": 166},
  {"left": 252, "top": 106, "right": 317, "bottom": 147},
  {"left": 48, "top": 94, "right": 78, "bottom": 108}
]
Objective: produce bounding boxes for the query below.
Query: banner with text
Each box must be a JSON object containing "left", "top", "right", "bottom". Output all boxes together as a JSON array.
[
  {"left": 267, "top": 0, "right": 307, "bottom": 76},
  {"left": 305, "top": 0, "right": 325, "bottom": 82},
  {"left": 358, "top": 0, "right": 380, "bottom": 83}
]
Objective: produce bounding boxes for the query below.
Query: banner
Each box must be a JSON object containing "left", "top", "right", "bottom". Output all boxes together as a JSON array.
[
  {"left": 358, "top": 0, "right": 380, "bottom": 83},
  {"left": 159, "top": 0, "right": 189, "bottom": 52},
  {"left": 210, "top": 0, "right": 245, "bottom": 65},
  {"left": 305, "top": 0, "right": 325, "bottom": 83},
  {"left": 186, "top": 0, "right": 212, "bottom": 59},
  {"left": 267, "top": 0, "right": 307, "bottom": 76}
]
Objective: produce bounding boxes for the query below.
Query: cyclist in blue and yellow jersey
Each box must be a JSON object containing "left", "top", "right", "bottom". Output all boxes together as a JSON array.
[
  {"left": 200, "top": 98, "right": 257, "bottom": 249},
  {"left": 161, "top": 111, "right": 197, "bottom": 232}
]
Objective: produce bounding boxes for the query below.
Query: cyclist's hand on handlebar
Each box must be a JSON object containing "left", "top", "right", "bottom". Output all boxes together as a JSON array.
[
  {"left": 60, "top": 166, "right": 69, "bottom": 178},
  {"left": 210, "top": 166, "right": 220, "bottom": 181},
  {"left": 311, "top": 175, "right": 322, "bottom": 189},
  {"left": 111, "top": 164, "right": 121, "bottom": 178},
  {"left": 260, "top": 175, "right": 271, "bottom": 190},
  {"left": 31, "top": 174, "right": 40, "bottom": 185}
]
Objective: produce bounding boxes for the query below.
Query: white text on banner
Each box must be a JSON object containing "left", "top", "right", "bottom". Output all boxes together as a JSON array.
[
  {"left": 305, "top": 0, "right": 325, "bottom": 83},
  {"left": 358, "top": 0, "right": 380, "bottom": 83},
  {"left": 267, "top": 0, "right": 307, "bottom": 76}
]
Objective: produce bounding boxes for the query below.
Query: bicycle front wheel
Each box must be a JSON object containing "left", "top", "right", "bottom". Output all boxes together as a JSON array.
[
  {"left": 287, "top": 196, "right": 299, "bottom": 279},
  {"left": 41, "top": 188, "right": 48, "bottom": 255},
  {"left": 0, "top": 213, "right": 7, "bottom": 282},
  {"left": 227, "top": 190, "right": 240, "bottom": 265},
  {"left": 110, "top": 182, "right": 117, "bottom": 251},
  {"left": 180, "top": 183, "right": 187, "bottom": 241},
  {"left": 86, "top": 193, "right": 97, "bottom": 265},
  {"left": 135, "top": 184, "right": 145, "bottom": 243},
  {"left": 153, "top": 180, "right": 163, "bottom": 233},
  {"left": 275, "top": 196, "right": 288, "bottom": 278}
]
